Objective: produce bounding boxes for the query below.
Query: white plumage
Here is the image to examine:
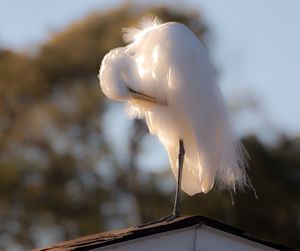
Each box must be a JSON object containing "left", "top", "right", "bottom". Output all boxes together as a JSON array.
[{"left": 99, "top": 17, "right": 249, "bottom": 196}]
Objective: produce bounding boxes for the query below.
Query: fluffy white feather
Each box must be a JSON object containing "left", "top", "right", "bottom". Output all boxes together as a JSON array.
[{"left": 99, "top": 17, "right": 250, "bottom": 196}]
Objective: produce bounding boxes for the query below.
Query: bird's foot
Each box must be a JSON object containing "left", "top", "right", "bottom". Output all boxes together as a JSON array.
[{"left": 137, "top": 213, "right": 179, "bottom": 228}]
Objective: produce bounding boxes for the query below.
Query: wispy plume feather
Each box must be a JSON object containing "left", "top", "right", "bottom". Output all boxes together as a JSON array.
[{"left": 122, "top": 15, "right": 162, "bottom": 43}]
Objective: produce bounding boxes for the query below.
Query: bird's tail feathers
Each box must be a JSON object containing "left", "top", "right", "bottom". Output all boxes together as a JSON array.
[{"left": 215, "top": 140, "right": 256, "bottom": 198}]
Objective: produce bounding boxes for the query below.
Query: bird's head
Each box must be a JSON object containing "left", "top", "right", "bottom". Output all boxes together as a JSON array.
[{"left": 99, "top": 48, "right": 134, "bottom": 102}]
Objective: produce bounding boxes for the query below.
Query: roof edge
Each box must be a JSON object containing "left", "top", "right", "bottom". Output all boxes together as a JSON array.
[{"left": 33, "top": 215, "right": 292, "bottom": 251}]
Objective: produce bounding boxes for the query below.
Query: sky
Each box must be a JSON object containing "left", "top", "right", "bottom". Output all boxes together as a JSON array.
[{"left": 1, "top": 0, "right": 300, "bottom": 139}]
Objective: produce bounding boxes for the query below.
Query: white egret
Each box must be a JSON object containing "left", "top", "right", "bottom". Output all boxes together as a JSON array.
[{"left": 99, "top": 17, "right": 250, "bottom": 220}]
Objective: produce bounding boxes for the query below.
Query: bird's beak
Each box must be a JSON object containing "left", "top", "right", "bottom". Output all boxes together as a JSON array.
[{"left": 127, "top": 86, "right": 167, "bottom": 106}]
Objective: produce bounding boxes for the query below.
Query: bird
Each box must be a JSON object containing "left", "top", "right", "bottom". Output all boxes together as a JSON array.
[{"left": 99, "top": 16, "right": 250, "bottom": 221}]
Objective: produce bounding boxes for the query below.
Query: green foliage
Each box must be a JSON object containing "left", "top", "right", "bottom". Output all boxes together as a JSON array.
[{"left": 0, "top": 4, "right": 298, "bottom": 250}]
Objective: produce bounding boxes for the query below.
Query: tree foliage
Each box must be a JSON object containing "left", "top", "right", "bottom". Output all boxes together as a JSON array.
[{"left": 0, "top": 4, "right": 298, "bottom": 250}]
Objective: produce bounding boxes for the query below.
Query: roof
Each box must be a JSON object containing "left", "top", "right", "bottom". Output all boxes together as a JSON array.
[{"left": 33, "top": 215, "right": 292, "bottom": 251}]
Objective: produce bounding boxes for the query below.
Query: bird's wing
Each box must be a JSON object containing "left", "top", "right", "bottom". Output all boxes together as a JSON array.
[{"left": 169, "top": 59, "right": 247, "bottom": 194}]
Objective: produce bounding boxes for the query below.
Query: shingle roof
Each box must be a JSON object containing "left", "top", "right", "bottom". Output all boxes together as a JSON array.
[{"left": 33, "top": 215, "right": 292, "bottom": 251}]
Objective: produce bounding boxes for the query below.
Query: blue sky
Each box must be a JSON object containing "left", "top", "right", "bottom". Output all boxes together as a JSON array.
[{"left": 1, "top": 0, "right": 300, "bottom": 139}]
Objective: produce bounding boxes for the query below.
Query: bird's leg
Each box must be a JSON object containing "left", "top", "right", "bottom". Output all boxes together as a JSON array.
[
  {"left": 138, "top": 139, "right": 185, "bottom": 227},
  {"left": 172, "top": 139, "right": 185, "bottom": 218}
]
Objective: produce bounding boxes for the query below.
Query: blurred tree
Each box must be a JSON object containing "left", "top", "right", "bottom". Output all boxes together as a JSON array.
[{"left": 0, "top": 3, "right": 298, "bottom": 251}]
